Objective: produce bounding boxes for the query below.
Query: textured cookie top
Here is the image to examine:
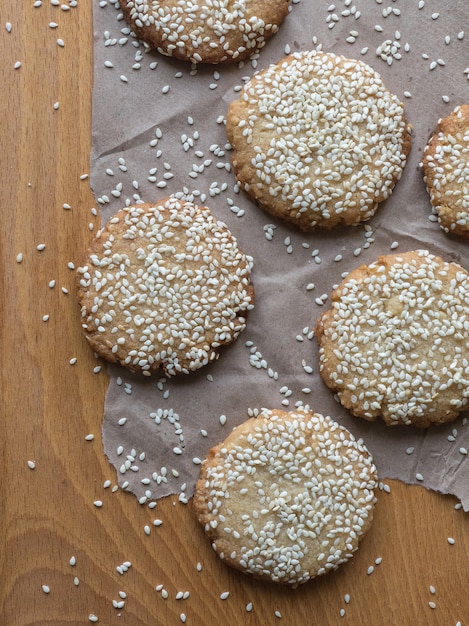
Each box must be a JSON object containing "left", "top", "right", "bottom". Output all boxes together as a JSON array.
[
  {"left": 422, "top": 104, "right": 469, "bottom": 239},
  {"left": 120, "top": 0, "right": 291, "bottom": 64},
  {"left": 316, "top": 250, "right": 469, "bottom": 427},
  {"left": 77, "top": 197, "right": 254, "bottom": 376},
  {"left": 193, "top": 408, "right": 377, "bottom": 586},
  {"left": 226, "top": 50, "right": 411, "bottom": 231}
]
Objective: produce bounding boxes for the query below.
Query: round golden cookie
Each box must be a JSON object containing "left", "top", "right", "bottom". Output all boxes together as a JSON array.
[
  {"left": 76, "top": 197, "right": 254, "bottom": 376},
  {"left": 119, "top": 0, "right": 291, "bottom": 64},
  {"left": 315, "top": 250, "right": 469, "bottom": 427},
  {"left": 226, "top": 50, "right": 411, "bottom": 231},
  {"left": 193, "top": 408, "right": 377, "bottom": 586},
  {"left": 421, "top": 104, "right": 469, "bottom": 239}
]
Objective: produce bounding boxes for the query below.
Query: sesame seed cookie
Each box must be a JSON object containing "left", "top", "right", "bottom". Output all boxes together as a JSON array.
[
  {"left": 193, "top": 408, "right": 377, "bottom": 586},
  {"left": 315, "top": 250, "right": 469, "bottom": 427},
  {"left": 421, "top": 104, "right": 469, "bottom": 239},
  {"left": 226, "top": 50, "right": 411, "bottom": 231},
  {"left": 119, "top": 0, "right": 291, "bottom": 64},
  {"left": 77, "top": 197, "right": 254, "bottom": 376}
]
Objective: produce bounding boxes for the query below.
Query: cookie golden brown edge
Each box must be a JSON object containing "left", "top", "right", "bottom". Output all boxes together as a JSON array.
[
  {"left": 226, "top": 50, "right": 411, "bottom": 231},
  {"left": 120, "top": 0, "right": 291, "bottom": 64},
  {"left": 421, "top": 104, "right": 469, "bottom": 239},
  {"left": 193, "top": 408, "right": 377, "bottom": 586},
  {"left": 315, "top": 250, "right": 469, "bottom": 427},
  {"left": 76, "top": 196, "right": 254, "bottom": 377}
]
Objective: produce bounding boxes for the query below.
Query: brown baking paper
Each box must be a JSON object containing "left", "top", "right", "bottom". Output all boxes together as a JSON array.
[{"left": 90, "top": 1, "right": 469, "bottom": 509}]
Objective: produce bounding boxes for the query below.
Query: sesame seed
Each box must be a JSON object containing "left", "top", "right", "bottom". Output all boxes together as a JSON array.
[
  {"left": 28, "top": 460, "right": 36, "bottom": 469},
  {"left": 42, "top": 585, "right": 50, "bottom": 594},
  {"left": 112, "top": 600, "right": 125, "bottom": 609}
]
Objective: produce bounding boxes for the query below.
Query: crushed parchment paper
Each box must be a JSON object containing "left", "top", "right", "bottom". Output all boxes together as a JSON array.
[{"left": 90, "top": 1, "right": 469, "bottom": 509}]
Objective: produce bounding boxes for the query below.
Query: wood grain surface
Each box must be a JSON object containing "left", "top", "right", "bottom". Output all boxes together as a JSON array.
[{"left": 2, "top": 2, "right": 469, "bottom": 625}]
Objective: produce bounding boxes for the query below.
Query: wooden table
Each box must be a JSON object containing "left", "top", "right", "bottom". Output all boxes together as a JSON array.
[{"left": 2, "top": 3, "right": 469, "bottom": 624}]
